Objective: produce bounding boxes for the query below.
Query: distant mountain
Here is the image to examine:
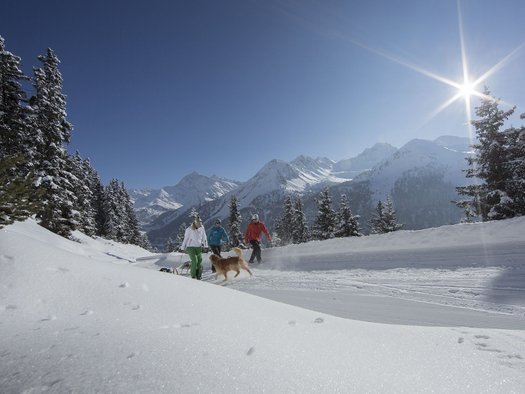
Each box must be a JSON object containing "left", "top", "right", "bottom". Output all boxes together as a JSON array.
[
  {"left": 333, "top": 143, "right": 398, "bottom": 178},
  {"left": 315, "top": 136, "right": 473, "bottom": 232},
  {"left": 433, "top": 135, "right": 473, "bottom": 152},
  {"left": 129, "top": 172, "right": 240, "bottom": 228}
]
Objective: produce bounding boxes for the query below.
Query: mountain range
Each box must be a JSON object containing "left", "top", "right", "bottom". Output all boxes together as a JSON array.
[{"left": 130, "top": 136, "right": 473, "bottom": 250}]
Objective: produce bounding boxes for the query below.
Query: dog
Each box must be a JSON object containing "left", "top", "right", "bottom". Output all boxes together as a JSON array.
[{"left": 209, "top": 247, "right": 253, "bottom": 281}]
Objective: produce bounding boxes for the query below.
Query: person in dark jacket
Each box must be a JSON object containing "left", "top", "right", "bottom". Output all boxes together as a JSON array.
[
  {"left": 244, "top": 214, "right": 271, "bottom": 264},
  {"left": 207, "top": 219, "right": 230, "bottom": 272}
]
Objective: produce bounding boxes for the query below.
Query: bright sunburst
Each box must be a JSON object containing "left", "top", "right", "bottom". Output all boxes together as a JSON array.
[{"left": 457, "top": 79, "right": 476, "bottom": 100}]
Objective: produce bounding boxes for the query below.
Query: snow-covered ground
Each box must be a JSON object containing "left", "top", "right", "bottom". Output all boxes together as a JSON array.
[{"left": 1, "top": 218, "right": 524, "bottom": 392}]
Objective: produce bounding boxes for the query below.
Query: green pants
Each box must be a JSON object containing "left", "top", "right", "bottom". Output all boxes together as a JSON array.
[{"left": 186, "top": 247, "right": 203, "bottom": 279}]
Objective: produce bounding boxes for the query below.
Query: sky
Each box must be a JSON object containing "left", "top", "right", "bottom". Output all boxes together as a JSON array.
[
  {"left": 2, "top": 0, "right": 525, "bottom": 189},
  {"left": 1, "top": 217, "right": 524, "bottom": 391}
]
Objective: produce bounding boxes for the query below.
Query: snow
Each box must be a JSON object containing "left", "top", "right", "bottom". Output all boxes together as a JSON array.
[{"left": 1, "top": 218, "right": 525, "bottom": 392}]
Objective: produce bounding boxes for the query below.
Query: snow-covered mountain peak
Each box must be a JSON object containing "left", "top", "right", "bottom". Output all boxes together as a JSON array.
[
  {"left": 333, "top": 142, "right": 397, "bottom": 177},
  {"left": 434, "top": 135, "right": 472, "bottom": 153},
  {"left": 129, "top": 173, "right": 241, "bottom": 227}
]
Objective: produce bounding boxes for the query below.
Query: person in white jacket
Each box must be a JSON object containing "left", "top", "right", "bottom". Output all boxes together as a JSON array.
[{"left": 180, "top": 216, "right": 208, "bottom": 280}]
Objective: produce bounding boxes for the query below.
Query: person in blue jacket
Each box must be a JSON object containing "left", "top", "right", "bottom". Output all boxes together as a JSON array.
[{"left": 207, "top": 219, "right": 230, "bottom": 272}]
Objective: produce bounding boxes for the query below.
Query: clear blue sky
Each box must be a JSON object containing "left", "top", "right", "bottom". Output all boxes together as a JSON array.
[{"left": 3, "top": 0, "right": 525, "bottom": 188}]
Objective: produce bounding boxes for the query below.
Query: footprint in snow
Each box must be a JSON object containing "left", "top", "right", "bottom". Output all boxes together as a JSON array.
[
  {"left": 474, "top": 334, "right": 490, "bottom": 339},
  {"left": 119, "top": 282, "right": 130, "bottom": 288},
  {"left": 80, "top": 310, "right": 94, "bottom": 316},
  {"left": 40, "top": 315, "right": 57, "bottom": 322},
  {"left": 458, "top": 337, "right": 464, "bottom": 344},
  {"left": 246, "top": 347, "right": 255, "bottom": 356},
  {"left": 131, "top": 305, "right": 142, "bottom": 311},
  {"left": 313, "top": 317, "right": 324, "bottom": 324},
  {"left": 288, "top": 320, "right": 296, "bottom": 326}
]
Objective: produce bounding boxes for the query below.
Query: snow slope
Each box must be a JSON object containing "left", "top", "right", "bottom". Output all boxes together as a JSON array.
[{"left": 1, "top": 219, "right": 524, "bottom": 393}]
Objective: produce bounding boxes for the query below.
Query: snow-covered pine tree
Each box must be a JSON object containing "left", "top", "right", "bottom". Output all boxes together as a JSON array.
[
  {"left": 0, "top": 154, "right": 43, "bottom": 226},
  {"left": 138, "top": 232, "right": 152, "bottom": 251},
  {"left": 165, "top": 237, "right": 177, "bottom": 253},
  {"left": 292, "top": 197, "right": 310, "bottom": 243},
  {"left": 228, "top": 196, "right": 243, "bottom": 246},
  {"left": 312, "top": 187, "right": 336, "bottom": 240},
  {"left": 335, "top": 194, "right": 361, "bottom": 237},
  {"left": 68, "top": 152, "right": 95, "bottom": 235},
  {"left": 99, "top": 179, "right": 142, "bottom": 245},
  {"left": 0, "top": 37, "right": 41, "bottom": 225},
  {"left": 500, "top": 113, "right": 525, "bottom": 216},
  {"left": 81, "top": 158, "right": 106, "bottom": 236},
  {"left": 276, "top": 195, "right": 294, "bottom": 245},
  {"left": 120, "top": 183, "right": 141, "bottom": 244},
  {"left": 175, "top": 222, "right": 186, "bottom": 249},
  {"left": 369, "top": 200, "right": 384, "bottom": 234},
  {"left": 101, "top": 179, "right": 122, "bottom": 240},
  {"left": 30, "top": 48, "right": 75, "bottom": 236},
  {"left": 382, "top": 196, "right": 402, "bottom": 232},
  {"left": 456, "top": 88, "right": 516, "bottom": 221},
  {"left": 0, "top": 36, "right": 31, "bottom": 159},
  {"left": 370, "top": 196, "right": 402, "bottom": 234},
  {"left": 189, "top": 207, "right": 200, "bottom": 222}
]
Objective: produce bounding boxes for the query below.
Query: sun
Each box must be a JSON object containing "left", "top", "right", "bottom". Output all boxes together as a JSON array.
[{"left": 457, "top": 79, "right": 476, "bottom": 100}]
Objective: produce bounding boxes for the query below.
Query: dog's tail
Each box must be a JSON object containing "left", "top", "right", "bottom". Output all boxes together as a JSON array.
[{"left": 232, "top": 247, "right": 243, "bottom": 258}]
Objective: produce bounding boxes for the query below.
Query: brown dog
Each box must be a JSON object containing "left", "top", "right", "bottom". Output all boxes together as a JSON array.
[{"left": 209, "top": 247, "right": 253, "bottom": 281}]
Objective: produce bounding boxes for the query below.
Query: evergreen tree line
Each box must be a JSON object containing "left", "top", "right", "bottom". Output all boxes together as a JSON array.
[
  {"left": 0, "top": 36, "right": 149, "bottom": 248},
  {"left": 456, "top": 88, "right": 525, "bottom": 222},
  {"left": 273, "top": 189, "right": 402, "bottom": 246}
]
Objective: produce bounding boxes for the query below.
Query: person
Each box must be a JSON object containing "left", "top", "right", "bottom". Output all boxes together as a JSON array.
[
  {"left": 207, "top": 219, "right": 230, "bottom": 272},
  {"left": 244, "top": 213, "right": 271, "bottom": 264},
  {"left": 180, "top": 216, "right": 208, "bottom": 280}
]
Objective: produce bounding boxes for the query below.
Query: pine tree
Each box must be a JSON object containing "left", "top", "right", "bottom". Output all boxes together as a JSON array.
[
  {"left": 456, "top": 88, "right": 516, "bottom": 221},
  {"left": 101, "top": 179, "right": 119, "bottom": 240},
  {"left": 292, "top": 197, "right": 310, "bottom": 243},
  {"left": 0, "top": 154, "right": 43, "bottom": 226},
  {"left": 312, "top": 187, "right": 336, "bottom": 240},
  {"left": 165, "top": 237, "right": 177, "bottom": 253},
  {"left": 0, "top": 36, "right": 31, "bottom": 159},
  {"left": 0, "top": 37, "right": 39, "bottom": 226},
  {"left": 228, "top": 196, "right": 243, "bottom": 246},
  {"left": 138, "top": 232, "right": 152, "bottom": 251},
  {"left": 276, "top": 195, "right": 294, "bottom": 245},
  {"left": 68, "top": 152, "right": 95, "bottom": 235},
  {"left": 370, "top": 197, "right": 402, "bottom": 234},
  {"left": 335, "top": 194, "right": 361, "bottom": 237},
  {"left": 175, "top": 222, "right": 186, "bottom": 249},
  {"left": 189, "top": 207, "right": 200, "bottom": 222},
  {"left": 121, "top": 183, "right": 141, "bottom": 244},
  {"left": 501, "top": 116, "right": 525, "bottom": 215},
  {"left": 81, "top": 158, "right": 105, "bottom": 236},
  {"left": 99, "top": 179, "right": 142, "bottom": 245},
  {"left": 369, "top": 200, "right": 385, "bottom": 234},
  {"left": 30, "top": 48, "right": 75, "bottom": 236},
  {"left": 382, "top": 196, "right": 402, "bottom": 232}
]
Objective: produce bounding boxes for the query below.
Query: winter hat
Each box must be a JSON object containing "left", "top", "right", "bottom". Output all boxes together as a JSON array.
[{"left": 252, "top": 214, "right": 259, "bottom": 221}]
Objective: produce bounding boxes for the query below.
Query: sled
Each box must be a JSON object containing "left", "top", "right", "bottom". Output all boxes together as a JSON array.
[
  {"left": 174, "top": 260, "right": 191, "bottom": 275},
  {"left": 158, "top": 260, "right": 191, "bottom": 275}
]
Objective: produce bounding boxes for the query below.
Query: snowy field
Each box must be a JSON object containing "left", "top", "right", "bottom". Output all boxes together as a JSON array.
[{"left": 1, "top": 218, "right": 524, "bottom": 393}]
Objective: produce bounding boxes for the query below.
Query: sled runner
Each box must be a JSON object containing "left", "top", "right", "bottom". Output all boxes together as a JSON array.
[{"left": 174, "top": 260, "right": 191, "bottom": 275}]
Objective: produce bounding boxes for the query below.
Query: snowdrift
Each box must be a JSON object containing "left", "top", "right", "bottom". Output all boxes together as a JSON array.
[{"left": 1, "top": 219, "right": 524, "bottom": 393}]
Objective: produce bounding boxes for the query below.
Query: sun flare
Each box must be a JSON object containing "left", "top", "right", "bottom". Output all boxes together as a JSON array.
[{"left": 457, "top": 79, "right": 476, "bottom": 99}]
